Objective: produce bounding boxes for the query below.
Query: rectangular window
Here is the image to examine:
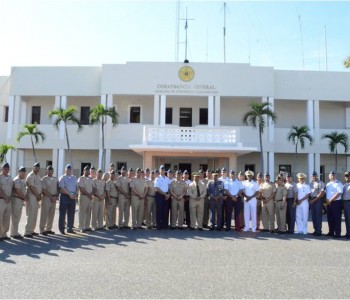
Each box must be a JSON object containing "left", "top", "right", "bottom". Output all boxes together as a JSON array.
[
  {"left": 165, "top": 107, "right": 173, "bottom": 124},
  {"left": 117, "top": 162, "right": 127, "bottom": 171},
  {"left": 46, "top": 161, "right": 53, "bottom": 168},
  {"left": 199, "top": 108, "right": 208, "bottom": 125},
  {"left": 279, "top": 165, "right": 291, "bottom": 176},
  {"left": 244, "top": 164, "right": 255, "bottom": 174},
  {"left": 130, "top": 106, "right": 141, "bottom": 123},
  {"left": 80, "top": 106, "right": 90, "bottom": 125},
  {"left": 4, "top": 106, "right": 9, "bottom": 122},
  {"left": 179, "top": 108, "right": 192, "bottom": 127},
  {"left": 81, "top": 162, "right": 91, "bottom": 176},
  {"left": 31, "top": 106, "right": 41, "bottom": 124}
]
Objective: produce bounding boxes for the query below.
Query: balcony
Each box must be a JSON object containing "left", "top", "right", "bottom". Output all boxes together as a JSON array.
[{"left": 130, "top": 126, "right": 256, "bottom": 154}]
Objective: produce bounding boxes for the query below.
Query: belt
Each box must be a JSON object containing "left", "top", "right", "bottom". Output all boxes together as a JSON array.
[
  {"left": 147, "top": 195, "right": 155, "bottom": 198},
  {"left": 110, "top": 196, "right": 118, "bottom": 199},
  {"left": 275, "top": 199, "right": 283, "bottom": 202}
]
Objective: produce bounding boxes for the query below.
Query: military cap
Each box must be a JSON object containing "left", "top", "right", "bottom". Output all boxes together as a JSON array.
[
  {"left": 192, "top": 172, "right": 199, "bottom": 177},
  {"left": 120, "top": 166, "right": 126, "bottom": 171},
  {"left": 19, "top": 166, "right": 26, "bottom": 172},
  {"left": 345, "top": 171, "right": 350, "bottom": 177},
  {"left": 183, "top": 170, "right": 189, "bottom": 174},
  {"left": 90, "top": 166, "right": 96, "bottom": 170},
  {"left": 238, "top": 171, "right": 244, "bottom": 176},
  {"left": 212, "top": 172, "right": 219, "bottom": 176},
  {"left": 128, "top": 168, "right": 134, "bottom": 172},
  {"left": 2, "top": 162, "right": 10, "bottom": 169},
  {"left": 264, "top": 172, "right": 270, "bottom": 177},
  {"left": 145, "top": 168, "right": 150, "bottom": 172},
  {"left": 33, "top": 162, "right": 40, "bottom": 168},
  {"left": 221, "top": 167, "right": 227, "bottom": 172},
  {"left": 257, "top": 172, "right": 263, "bottom": 178},
  {"left": 155, "top": 169, "right": 160, "bottom": 174},
  {"left": 276, "top": 175, "right": 283, "bottom": 181},
  {"left": 296, "top": 173, "right": 306, "bottom": 179},
  {"left": 140, "top": 169, "right": 145, "bottom": 173},
  {"left": 329, "top": 170, "right": 336, "bottom": 175},
  {"left": 286, "top": 173, "right": 291, "bottom": 177},
  {"left": 109, "top": 162, "right": 115, "bottom": 167},
  {"left": 312, "top": 171, "right": 318, "bottom": 176},
  {"left": 167, "top": 169, "right": 173, "bottom": 174},
  {"left": 206, "top": 169, "right": 212, "bottom": 173},
  {"left": 65, "top": 164, "right": 72, "bottom": 169},
  {"left": 110, "top": 170, "right": 116, "bottom": 174},
  {"left": 150, "top": 171, "right": 155, "bottom": 175},
  {"left": 215, "top": 168, "right": 221, "bottom": 174},
  {"left": 97, "top": 168, "right": 102, "bottom": 173},
  {"left": 47, "top": 165, "right": 53, "bottom": 170},
  {"left": 175, "top": 170, "right": 182, "bottom": 175},
  {"left": 83, "top": 165, "right": 90, "bottom": 171},
  {"left": 230, "top": 170, "right": 236, "bottom": 174},
  {"left": 136, "top": 167, "right": 141, "bottom": 172},
  {"left": 245, "top": 170, "right": 254, "bottom": 177}
]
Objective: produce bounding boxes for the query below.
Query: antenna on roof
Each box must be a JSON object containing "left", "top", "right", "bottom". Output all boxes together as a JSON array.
[
  {"left": 175, "top": 0, "right": 180, "bottom": 62},
  {"left": 324, "top": 25, "right": 328, "bottom": 71},
  {"left": 298, "top": 14, "right": 305, "bottom": 70},
  {"left": 180, "top": 7, "right": 194, "bottom": 63},
  {"left": 220, "top": 2, "right": 230, "bottom": 63}
]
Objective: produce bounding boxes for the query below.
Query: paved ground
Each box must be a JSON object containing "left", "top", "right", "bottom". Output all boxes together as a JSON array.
[{"left": 1, "top": 208, "right": 350, "bottom": 299}]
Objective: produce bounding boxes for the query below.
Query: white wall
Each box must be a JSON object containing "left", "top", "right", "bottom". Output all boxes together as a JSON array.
[
  {"left": 319, "top": 101, "right": 346, "bottom": 129},
  {"left": 274, "top": 100, "right": 307, "bottom": 128}
]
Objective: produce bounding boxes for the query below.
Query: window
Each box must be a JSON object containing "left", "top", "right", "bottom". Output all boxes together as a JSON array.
[
  {"left": 166, "top": 107, "right": 173, "bottom": 124},
  {"left": 244, "top": 164, "right": 255, "bottom": 173},
  {"left": 130, "top": 106, "right": 141, "bottom": 123},
  {"left": 164, "top": 163, "right": 171, "bottom": 171},
  {"left": 80, "top": 106, "right": 90, "bottom": 125},
  {"left": 199, "top": 108, "right": 208, "bottom": 125},
  {"left": 31, "top": 106, "right": 41, "bottom": 124},
  {"left": 320, "top": 165, "right": 325, "bottom": 182},
  {"left": 4, "top": 106, "right": 9, "bottom": 122},
  {"left": 117, "top": 162, "right": 127, "bottom": 171},
  {"left": 179, "top": 108, "right": 192, "bottom": 127},
  {"left": 46, "top": 161, "right": 53, "bottom": 168},
  {"left": 279, "top": 165, "right": 291, "bottom": 176},
  {"left": 199, "top": 164, "right": 208, "bottom": 171},
  {"left": 81, "top": 162, "right": 91, "bottom": 176}
]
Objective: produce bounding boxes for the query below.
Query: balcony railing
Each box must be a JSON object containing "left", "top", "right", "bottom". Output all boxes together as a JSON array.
[{"left": 143, "top": 126, "right": 240, "bottom": 147}]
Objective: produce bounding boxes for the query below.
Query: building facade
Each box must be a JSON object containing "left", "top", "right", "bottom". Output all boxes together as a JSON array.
[{"left": 0, "top": 62, "right": 350, "bottom": 179}]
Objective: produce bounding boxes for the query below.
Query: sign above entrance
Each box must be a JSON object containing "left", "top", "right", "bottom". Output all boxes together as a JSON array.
[{"left": 178, "top": 66, "right": 195, "bottom": 82}]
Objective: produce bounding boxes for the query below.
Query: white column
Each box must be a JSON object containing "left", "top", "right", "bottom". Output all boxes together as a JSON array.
[
  {"left": 263, "top": 151, "right": 268, "bottom": 174},
  {"left": 268, "top": 152, "right": 274, "bottom": 177},
  {"left": 160, "top": 95, "right": 166, "bottom": 127},
  {"left": 208, "top": 96, "right": 214, "bottom": 127},
  {"left": 6, "top": 96, "right": 15, "bottom": 140},
  {"left": 58, "top": 149, "right": 65, "bottom": 178},
  {"left": 308, "top": 153, "right": 315, "bottom": 178},
  {"left": 100, "top": 94, "right": 107, "bottom": 106},
  {"left": 268, "top": 97, "right": 274, "bottom": 143},
  {"left": 307, "top": 99, "right": 314, "bottom": 130},
  {"left": 105, "top": 149, "right": 112, "bottom": 171},
  {"left": 52, "top": 149, "right": 59, "bottom": 176},
  {"left": 315, "top": 153, "right": 321, "bottom": 176},
  {"left": 313, "top": 100, "right": 320, "bottom": 144},
  {"left": 104, "top": 94, "right": 114, "bottom": 171},
  {"left": 214, "top": 96, "right": 220, "bottom": 127},
  {"left": 154, "top": 95, "right": 160, "bottom": 126}
]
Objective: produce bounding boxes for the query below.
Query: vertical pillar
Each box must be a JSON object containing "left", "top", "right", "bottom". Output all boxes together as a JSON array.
[
  {"left": 208, "top": 96, "right": 214, "bottom": 127},
  {"left": 263, "top": 151, "right": 268, "bottom": 174},
  {"left": 144, "top": 152, "right": 153, "bottom": 170},
  {"left": 105, "top": 149, "right": 112, "bottom": 171},
  {"left": 160, "top": 95, "right": 166, "bottom": 127},
  {"left": 6, "top": 96, "right": 15, "bottom": 140},
  {"left": 214, "top": 96, "right": 220, "bottom": 127},
  {"left": 313, "top": 100, "right": 320, "bottom": 144},
  {"left": 52, "top": 149, "right": 59, "bottom": 176},
  {"left": 154, "top": 95, "right": 160, "bottom": 126},
  {"left": 315, "top": 153, "right": 321, "bottom": 176},
  {"left": 228, "top": 153, "right": 237, "bottom": 171},
  {"left": 308, "top": 153, "right": 315, "bottom": 178},
  {"left": 268, "top": 152, "right": 274, "bottom": 178},
  {"left": 268, "top": 97, "right": 274, "bottom": 144},
  {"left": 58, "top": 149, "right": 65, "bottom": 178}
]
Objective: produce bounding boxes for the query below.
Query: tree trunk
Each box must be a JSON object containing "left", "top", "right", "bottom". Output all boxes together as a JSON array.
[
  {"left": 101, "top": 120, "right": 105, "bottom": 171},
  {"left": 294, "top": 142, "right": 298, "bottom": 178},
  {"left": 31, "top": 135, "right": 37, "bottom": 162},
  {"left": 65, "top": 124, "right": 73, "bottom": 167},
  {"left": 335, "top": 148, "right": 338, "bottom": 175},
  {"left": 259, "top": 128, "right": 264, "bottom": 174}
]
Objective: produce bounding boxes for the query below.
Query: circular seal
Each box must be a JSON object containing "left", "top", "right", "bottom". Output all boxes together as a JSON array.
[{"left": 178, "top": 66, "right": 195, "bottom": 82}]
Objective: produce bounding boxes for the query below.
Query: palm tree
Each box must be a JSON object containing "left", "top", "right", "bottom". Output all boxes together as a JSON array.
[
  {"left": 344, "top": 56, "right": 350, "bottom": 68},
  {"left": 89, "top": 104, "right": 119, "bottom": 169},
  {"left": 0, "top": 144, "right": 15, "bottom": 164},
  {"left": 287, "top": 125, "right": 313, "bottom": 176},
  {"left": 49, "top": 106, "right": 83, "bottom": 166},
  {"left": 17, "top": 123, "right": 45, "bottom": 162},
  {"left": 242, "top": 101, "right": 277, "bottom": 174},
  {"left": 322, "top": 131, "right": 348, "bottom": 174}
]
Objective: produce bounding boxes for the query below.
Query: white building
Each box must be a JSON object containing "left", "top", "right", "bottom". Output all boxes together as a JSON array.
[{"left": 1, "top": 62, "right": 350, "bottom": 179}]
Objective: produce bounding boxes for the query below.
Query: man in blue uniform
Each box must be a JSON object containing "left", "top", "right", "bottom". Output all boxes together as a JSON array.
[{"left": 207, "top": 172, "right": 225, "bottom": 231}]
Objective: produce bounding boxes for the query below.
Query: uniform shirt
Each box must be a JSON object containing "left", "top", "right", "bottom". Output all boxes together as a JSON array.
[
  {"left": 207, "top": 180, "right": 225, "bottom": 198},
  {"left": 188, "top": 180, "right": 206, "bottom": 198},
  {"left": 59, "top": 174, "right": 78, "bottom": 195},
  {"left": 224, "top": 179, "right": 243, "bottom": 197},
  {"left": 285, "top": 182, "right": 297, "bottom": 199},
  {"left": 130, "top": 178, "right": 147, "bottom": 196},
  {"left": 259, "top": 182, "right": 276, "bottom": 199},
  {"left": 147, "top": 180, "right": 156, "bottom": 197},
  {"left": 78, "top": 176, "right": 94, "bottom": 195},
  {"left": 326, "top": 180, "right": 343, "bottom": 201},
  {"left": 296, "top": 183, "right": 311, "bottom": 201},
  {"left": 115, "top": 176, "right": 130, "bottom": 196},
  {"left": 154, "top": 175, "right": 170, "bottom": 193},
  {"left": 0, "top": 173, "right": 14, "bottom": 198},
  {"left": 219, "top": 176, "right": 230, "bottom": 185},
  {"left": 275, "top": 184, "right": 287, "bottom": 201},
  {"left": 242, "top": 180, "right": 260, "bottom": 201},
  {"left": 343, "top": 182, "right": 350, "bottom": 200},
  {"left": 309, "top": 180, "right": 325, "bottom": 198},
  {"left": 93, "top": 178, "right": 106, "bottom": 198},
  {"left": 170, "top": 179, "right": 187, "bottom": 197},
  {"left": 13, "top": 175, "right": 26, "bottom": 198},
  {"left": 106, "top": 180, "right": 118, "bottom": 198},
  {"left": 26, "top": 171, "right": 42, "bottom": 195},
  {"left": 42, "top": 175, "right": 59, "bottom": 198}
]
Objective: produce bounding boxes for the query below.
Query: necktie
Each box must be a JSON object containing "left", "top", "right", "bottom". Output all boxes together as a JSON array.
[{"left": 196, "top": 183, "right": 200, "bottom": 197}]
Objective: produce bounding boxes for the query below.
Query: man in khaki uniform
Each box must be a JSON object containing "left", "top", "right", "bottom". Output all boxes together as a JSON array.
[
  {"left": 103, "top": 163, "right": 115, "bottom": 182},
  {"left": 0, "top": 163, "right": 14, "bottom": 241},
  {"left": 24, "top": 162, "right": 42, "bottom": 237},
  {"left": 105, "top": 170, "right": 118, "bottom": 229},
  {"left": 259, "top": 172, "right": 276, "bottom": 233},
  {"left": 170, "top": 170, "right": 187, "bottom": 229},
  {"left": 92, "top": 169, "right": 106, "bottom": 230},
  {"left": 116, "top": 166, "right": 131, "bottom": 229},
  {"left": 11, "top": 166, "right": 27, "bottom": 239},
  {"left": 78, "top": 165, "right": 94, "bottom": 233},
  {"left": 40, "top": 165, "right": 59, "bottom": 235},
  {"left": 274, "top": 175, "right": 288, "bottom": 233},
  {"left": 146, "top": 170, "right": 157, "bottom": 229},
  {"left": 90, "top": 166, "right": 97, "bottom": 179},
  {"left": 256, "top": 172, "right": 263, "bottom": 230},
  {"left": 130, "top": 168, "right": 147, "bottom": 229},
  {"left": 200, "top": 170, "right": 210, "bottom": 228},
  {"left": 188, "top": 172, "right": 206, "bottom": 230}
]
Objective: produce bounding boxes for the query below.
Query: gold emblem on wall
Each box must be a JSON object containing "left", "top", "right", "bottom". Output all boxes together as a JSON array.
[{"left": 178, "top": 66, "right": 195, "bottom": 82}]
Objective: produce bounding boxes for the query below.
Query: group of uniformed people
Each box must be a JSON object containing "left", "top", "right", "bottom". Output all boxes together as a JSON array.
[{"left": 0, "top": 161, "right": 350, "bottom": 241}]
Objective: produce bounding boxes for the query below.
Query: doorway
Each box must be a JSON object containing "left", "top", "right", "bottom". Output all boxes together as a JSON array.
[
  {"left": 179, "top": 163, "right": 192, "bottom": 179},
  {"left": 179, "top": 108, "right": 192, "bottom": 127}
]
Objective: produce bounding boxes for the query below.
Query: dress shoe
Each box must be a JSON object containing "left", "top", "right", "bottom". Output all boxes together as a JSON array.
[
  {"left": 225, "top": 228, "right": 230, "bottom": 232},
  {"left": 41, "top": 232, "right": 48, "bottom": 236},
  {"left": 210, "top": 227, "right": 215, "bottom": 231},
  {"left": 60, "top": 231, "right": 66, "bottom": 235},
  {"left": 24, "top": 234, "right": 33, "bottom": 238},
  {"left": 132, "top": 227, "right": 138, "bottom": 230},
  {"left": 108, "top": 226, "right": 115, "bottom": 230},
  {"left": 85, "top": 228, "right": 92, "bottom": 232},
  {"left": 217, "top": 228, "right": 222, "bottom": 231},
  {"left": 46, "top": 230, "right": 55, "bottom": 235},
  {"left": 269, "top": 230, "right": 275, "bottom": 234},
  {"left": 333, "top": 235, "right": 341, "bottom": 239},
  {"left": 178, "top": 227, "right": 184, "bottom": 230},
  {"left": 198, "top": 228, "right": 203, "bottom": 231},
  {"left": 11, "top": 235, "right": 24, "bottom": 239},
  {"left": 112, "top": 225, "right": 118, "bottom": 229},
  {"left": 67, "top": 229, "right": 76, "bottom": 234},
  {"left": 32, "top": 232, "right": 39, "bottom": 236},
  {"left": 147, "top": 226, "right": 153, "bottom": 229},
  {"left": 2, "top": 236, "right": 11, "bottom": 240},
  {"left": 190, "top": 227, "right": 195, "bottom": 231},
  {"left": 138, "top": 227, "right": 144, "bottom": 230},
  {"left": 314, "top": 233, "right": 322, "bottom": 237},
  {"left": 170, "top": 227, "right": 176, "bottom": 230},
  {"left": 124, "top": 226, "right": 131, "bottom": 229},
  {"left": 326, "top": 232, "right": 334, "bottom": 237}
]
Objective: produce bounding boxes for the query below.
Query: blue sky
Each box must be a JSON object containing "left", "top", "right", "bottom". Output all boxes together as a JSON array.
[{"left": 0, "top": 0, "right": 349, "bottom": 75}]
